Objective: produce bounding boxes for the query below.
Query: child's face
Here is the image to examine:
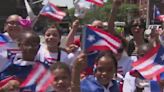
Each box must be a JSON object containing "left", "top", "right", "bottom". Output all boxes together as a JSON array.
[
  {"left": 5, "top": 15, "right": 22, "bottom": 39},
  {"left": 45, "top": 29, "right": 60, "bottom": 47},
  {"left": 52, "top": 68, "right": 71, "bottom": 92},
  {"left": 94, "top": 56, "right": 115, "bottom": 86},
  {"left": 20, "top": 36, "right": 40, "bottom": 61}
]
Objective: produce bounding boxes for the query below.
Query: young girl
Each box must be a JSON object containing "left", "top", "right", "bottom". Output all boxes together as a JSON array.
[
  {"left": 80, "top": 51, "right": 120, "bottom": 92},
  {"left": 36, "top": 26, "right": 68, "bottom": 66}
]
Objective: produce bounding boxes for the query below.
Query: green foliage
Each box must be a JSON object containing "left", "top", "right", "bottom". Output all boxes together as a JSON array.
[
  {"left": 67, "top": 1, "right": 139, "bottom": 23},
  {"left": 117, "top": 4, "right": 138, "bottom": 21}
]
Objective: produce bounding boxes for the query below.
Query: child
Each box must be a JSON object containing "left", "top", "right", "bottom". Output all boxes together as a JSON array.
[
  {"left": 0, "top": 30, "right": 40, "bottom": 91},
  {"left": 47, "top": 53, "right": 86, "bottom": 92},
  {"left": 80, "top": 51, "right": 120, "bottom": 92},
  {"left": 48, "top": 62, "right": 71, "bottom": 92},
  {"left": 36, "top": 26, "right": 69, "bottom": 66},
  {"left": 0, "top": 14, "right": 22, "bottom": 72}
]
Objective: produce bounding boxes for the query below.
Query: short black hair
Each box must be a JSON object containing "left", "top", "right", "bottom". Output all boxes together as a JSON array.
[
  {"left": 18, "top": 30, "right": 40, "bottom": 44},
  {"left": 95, "top": 51, "right": 117, "bottom": 74},
  {"left": 50, "top": 62, "right": 71, "bottom": 76}
]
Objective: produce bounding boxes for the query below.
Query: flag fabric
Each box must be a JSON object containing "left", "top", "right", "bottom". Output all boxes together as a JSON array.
[
  {"left": 84, "top": 51, "right": 99, "bottom": 75},
  {"left": 20, "top": 62, "right": 54, "bottom": 92},
  {"left": 40, "top": 2, "right": 66, "bottom": 21},
  {"left": 24, "top": 0, "right": 36, "bottom": 21},
  {"left": 132, "top": 45, "right": 164, "bottom": 80},
  {"left": 0, "top": 34, "right": 8, "bottom": 46},
  {"left": 83, "top": 26, "right": 121, "bottom": 53},
  {"left": 158, "top": 15, "right": 164, "bottom": 22},
  {"left": 153, "top": 5, "right": 160, "bottom": 19},
  {"left": 74, "top": 0, "right": 90, "bottom": 18},
  {"left": 86, "top": 0, "right": 104, "bottom": 7},
  {"left": 153, "top": 5, "right": 164, "bottom": 22}
]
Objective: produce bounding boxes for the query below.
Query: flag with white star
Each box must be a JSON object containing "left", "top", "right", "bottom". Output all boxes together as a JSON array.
[
  {"left": 132, "top": 44, "right": 164, "bottom": 81},
  {"left": 40, "top": 2, "right": 66, "bottom": 21},
  {"left": 82, "top": 25, "right": 121, "bottom": 53}
]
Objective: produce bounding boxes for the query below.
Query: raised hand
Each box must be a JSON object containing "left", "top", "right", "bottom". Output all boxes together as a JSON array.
[{"left": 73, "top": 53, "right": 87, "bottom": 72}]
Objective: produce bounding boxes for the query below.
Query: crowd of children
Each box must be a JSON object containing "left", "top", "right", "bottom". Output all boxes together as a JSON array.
[{"left": 0, "top": 1, "right": 164, "bottom": 91}]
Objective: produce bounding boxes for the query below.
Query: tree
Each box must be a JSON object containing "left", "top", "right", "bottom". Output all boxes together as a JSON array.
[{"left": 67, "top": 1, "right": 139, "bottom": 23}]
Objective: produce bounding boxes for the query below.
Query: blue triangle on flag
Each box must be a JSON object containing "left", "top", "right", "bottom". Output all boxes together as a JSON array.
[
  {"left": 84, "top": 27, "right": 104, "bottom": 50},
  {"left": 154, "top": 45, "right": 164, "bottom": 65}
]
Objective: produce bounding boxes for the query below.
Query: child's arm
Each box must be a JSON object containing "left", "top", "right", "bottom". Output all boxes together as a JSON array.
[
  {"left": 71, "top": 53, "right": 87, "bottom": 92},
  {"left": 65, "top": 20, "right": 80, "bottom": 47}
]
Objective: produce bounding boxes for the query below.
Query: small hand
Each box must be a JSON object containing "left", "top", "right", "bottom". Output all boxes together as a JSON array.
[
  {"left": 74, "top": 53, "right": 87, "bottom": 72},
  {"left": 1, "top": 80, "right": 20, "bottom": 91},
  {"left": 66, "top": 44, "right": 79, "bottom": 53},
  {"left": 71, "top": 19, "right": 80, "bottom": 31}
]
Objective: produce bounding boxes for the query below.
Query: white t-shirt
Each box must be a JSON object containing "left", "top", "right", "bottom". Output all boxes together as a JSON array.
[
  {"left": 123, "top": 72, "right": 152, "bottom": 92},
  {"left": 36, "top": 45, "right": 68, "bottom": 66},
  {"left": 36, "top": 45, "right": 81, "bottom": 67}
]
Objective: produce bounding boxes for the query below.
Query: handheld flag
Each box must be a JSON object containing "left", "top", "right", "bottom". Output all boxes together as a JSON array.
[
  {"left": 40, "top": 2, "right": 66, "bottom": 21},
  {"left": 24, "top": 0, "right": 36, "bottom": 21},
  {"left": 74, "top": 0, "right": 90, "bottom": 19},
  {"left": 153, "top": 5, "right": 164, "bottom": 22},
  {"left": 20, "top": 62, "right": 54, "bottom": 92},
  {"left": 132, "top": 45, "right": 164, "bottom": 80},
  {"left": 83, "top": 26, "right": 121, "bottom": 53},
  {"left": 86, "top": 0, "right": 104, "bottom": 7},
  {"left": 84, "top": 51, "right": 99, "bottom": 75},
  {"left": 153, "top": 5, "right": 160, "bottom": 19}
]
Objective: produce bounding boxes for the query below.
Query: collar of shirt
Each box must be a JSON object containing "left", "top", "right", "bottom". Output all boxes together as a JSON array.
[
  {"left": 95, "top": 77, "right": 113, "bottom": 92},
  {"left": 13, "top": 59, "right": 35, "bottom": 66}
]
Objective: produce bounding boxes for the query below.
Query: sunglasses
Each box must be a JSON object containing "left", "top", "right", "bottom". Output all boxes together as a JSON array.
[{"left": 132, "top": 24, "right": 143, "bottom": 28}]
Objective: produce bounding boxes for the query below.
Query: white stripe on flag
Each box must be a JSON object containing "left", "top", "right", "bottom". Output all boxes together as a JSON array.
[
  {"left": 36, "top": 71, "right": 51, "bottom": 91},
  {"left": 26, "top": 64, "right": 45, "bottom": 86},
  {"left": 95, "top": 31, "right": 120, "bottom": 48},
  {"left": 133, "top": 54, "right": 156, "bottom": 70},
  {"left": 95, "top": 0, "right": 103, "bottom": 4},
  {"left": 94, "top": 40, "right": 117, "bottom": 53},
  {"left": 48, "top": 12, "right": 64, "bottom": 20},
  {"left": 140, "top": 65, "right": 164, "bottom": 77}
]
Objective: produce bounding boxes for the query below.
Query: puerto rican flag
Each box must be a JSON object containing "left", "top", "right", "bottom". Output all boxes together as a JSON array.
[
  {"left": 83, "top": 26, "right": 121, "bottom": 54},
  {"left": 86, "top": 0, "right": 104, "bottom": 7},
  {"left": 132, "top": 45, "right": 164, "bottom": 80},
  {"left": 153, "top": 5, "right": 164, "bottom": 22},
  {"left": 0, "top": 34, "right": 8, "bottom": 46},
  {"left": 40, "top": 2, "right": 66, "bottom": 21},
  {"left": 20, "top": 62, "right": 54, "bottom": 92}
]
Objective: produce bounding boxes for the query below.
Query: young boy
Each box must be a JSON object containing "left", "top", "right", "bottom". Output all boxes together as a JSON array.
[{"left": 0, "top": 30, "right": 40, "bottom": 91}]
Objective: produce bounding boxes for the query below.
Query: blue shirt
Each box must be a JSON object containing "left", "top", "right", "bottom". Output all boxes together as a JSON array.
[{"left": 81, "top": 75, "right": 120, "bottom": 92}]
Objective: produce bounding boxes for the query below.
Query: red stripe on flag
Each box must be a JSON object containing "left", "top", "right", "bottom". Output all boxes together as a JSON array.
[
  {"left": 86, "top": 0, "right": 104, "bottom": 7},
  {"left": 20, "top": 63, "right": 40, "bottom": 87},
  {"left": 132, "top": 45, "right": 160, "bottom": 67},
  {"left": 89, "top": 26, "right": 121, "bottom": 45}
]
